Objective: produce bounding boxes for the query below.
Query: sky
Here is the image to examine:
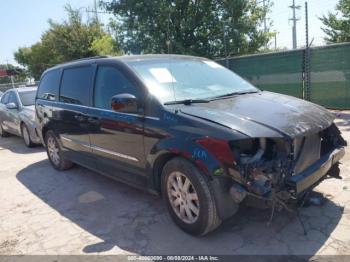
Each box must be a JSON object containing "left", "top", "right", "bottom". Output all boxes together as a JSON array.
[
  {"left": 0, "top": 0, "right": 339, "bottom": 65},
  {"left": 269, "top": 0, "right": 338, "bottom": 49}
]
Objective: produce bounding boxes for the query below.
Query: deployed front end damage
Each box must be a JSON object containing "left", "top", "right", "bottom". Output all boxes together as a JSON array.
[{"left": 228, "top": 123, "right": 347, "bottom": 210}]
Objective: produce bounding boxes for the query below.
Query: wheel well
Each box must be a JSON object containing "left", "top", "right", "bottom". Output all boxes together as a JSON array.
[{"left": 153, "top": 153, "right": 179, "bottom": 194}]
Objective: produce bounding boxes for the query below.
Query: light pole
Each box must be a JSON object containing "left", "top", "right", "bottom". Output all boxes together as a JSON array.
[{"left": 289, "top": 0, "right": 301, "bottom": 49}]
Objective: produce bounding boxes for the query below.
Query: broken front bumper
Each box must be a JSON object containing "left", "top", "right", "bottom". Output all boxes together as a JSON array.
[{"left": 286, "top": 147, "right": 345, "bottom": 194}]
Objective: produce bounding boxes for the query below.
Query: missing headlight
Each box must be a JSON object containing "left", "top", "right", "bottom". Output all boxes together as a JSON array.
[
  {"left": 230, "top": 137, "right": 291, "bottom": 196},
  {"left": 231, "top": 138, "right": 289, "bottom": 165}
]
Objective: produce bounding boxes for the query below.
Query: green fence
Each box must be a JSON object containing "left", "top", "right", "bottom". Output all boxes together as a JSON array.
[
  {"left": 217, "top": 42, "right": 350, "bottom": 109},
  {"left": 218, "top": 49, "right": 305, "bottom": 99},
  {"left": 310, "top": 44, "right": 350, "bottom": 109}
]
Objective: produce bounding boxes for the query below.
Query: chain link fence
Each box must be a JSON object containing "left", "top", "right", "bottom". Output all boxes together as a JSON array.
[{"left": 0, "top": 81, "right": 39, "bottom": 93}]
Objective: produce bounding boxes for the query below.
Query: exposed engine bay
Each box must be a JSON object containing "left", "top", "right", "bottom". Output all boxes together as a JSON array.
[{"left": 228, "top": 123, "right": 347, "bottom": 209}]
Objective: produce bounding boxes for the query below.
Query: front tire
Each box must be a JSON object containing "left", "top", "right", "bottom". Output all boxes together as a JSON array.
[
  {"left": 161, "top": 157, "right": 221, "bottom": 236},
  {"left": 21, "top": 124, "right": 34, "bottom": 147},
  {"left": 45, "top": 130, "right": 73, "bottom": 171}
]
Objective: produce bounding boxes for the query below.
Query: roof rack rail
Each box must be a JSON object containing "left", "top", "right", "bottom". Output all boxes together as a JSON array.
[
  {"left": 72, "top": 55, "right": 112, "bottom": 62},
  {"left": 56, "top": 56, "right": 112, "bottom": 67}
]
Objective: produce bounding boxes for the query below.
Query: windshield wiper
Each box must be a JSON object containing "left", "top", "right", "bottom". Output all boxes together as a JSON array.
[
  {"left": 164, "top": 90, "right": 258, "bottom": 105},
  {"left": 210, "top": 90, "right": 258, "bottom": 100},
  {"left": 164, "top": 99, "right": 210, "bottom": 106}
]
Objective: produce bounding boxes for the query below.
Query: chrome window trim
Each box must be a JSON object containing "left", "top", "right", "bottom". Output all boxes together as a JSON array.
[{"left": 60, "top": 136, "right": 90, "bottom": 149}]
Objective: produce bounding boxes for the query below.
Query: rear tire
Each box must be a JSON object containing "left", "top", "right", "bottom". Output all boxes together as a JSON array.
[
  {"left": 0, "top": 122, "right": 10, "bottom": 137},
  {"left": 45, "top": 130, "right": 73, "bottom": 171},
  {"left": 161, "top": 157, "right": 221, "bottom": 236},
  {"left": 21, "top": 123, "right": 34, "bottom": 147}
]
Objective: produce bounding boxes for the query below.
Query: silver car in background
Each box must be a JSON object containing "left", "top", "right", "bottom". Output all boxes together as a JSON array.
[{"left": 0, "top": 87, "right": 41, "bottom": 147}]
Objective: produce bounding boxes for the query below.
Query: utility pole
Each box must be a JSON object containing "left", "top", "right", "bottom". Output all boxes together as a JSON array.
[
  {"left": 94, "top": 0, "right": 99, "bottom": 23},
  {"left": 262, "top": 0, "right": 268, "bottom": 49},
  {"left": 94, "top": 0, "right": 98, "bottom": 21},
  {"left": 263, "top": 0, "right": 267, "bottom": 33},
  {"left": 85, "top": 0, "right": 100, "bottom": 23},
  {"left": 289, "top": 0, "right": 301, "bottom": 49}
]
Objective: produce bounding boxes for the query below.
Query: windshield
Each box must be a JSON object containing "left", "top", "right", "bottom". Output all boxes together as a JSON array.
[
  {"left": 127, "top": 58, "right": 258, "bottom": 103},
  {"left": 19, "top": 90, "right": 36, "bottom": 106}
]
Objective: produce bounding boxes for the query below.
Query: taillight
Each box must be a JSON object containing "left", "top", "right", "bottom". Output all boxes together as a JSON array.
[{"left": 196, "top": 136, "right": 236, "bottom": 165}]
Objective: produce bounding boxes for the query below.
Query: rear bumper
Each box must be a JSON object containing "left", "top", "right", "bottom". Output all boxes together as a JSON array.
[{"left": 286, "top": 147, "right": 345, "bottom": 194}]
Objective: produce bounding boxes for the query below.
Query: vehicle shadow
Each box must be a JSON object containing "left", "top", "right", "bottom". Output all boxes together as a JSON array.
[
  {"left": 16, "top": 159, "right": 343, "bottom": 256},
  {"left": 0, "top": 136, "right": 44, "bottom": 154}
]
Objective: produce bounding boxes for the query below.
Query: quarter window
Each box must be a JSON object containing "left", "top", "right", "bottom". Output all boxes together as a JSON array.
[
  {"left": 60, "top": 66, "right": 93, "bottom": 106},
  {"left": 37, "top": 69, "right": 61, "bottom": 101},
  {"left": 94, "top": 66, "right": 138, "bottom": 110},
  {"left": 0, "top": 92, "right": 9, "bottom": 104}
]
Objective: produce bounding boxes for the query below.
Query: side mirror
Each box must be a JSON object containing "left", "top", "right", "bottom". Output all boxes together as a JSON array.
[
  {"left": 6, "top": 102, "right": 18, "bottom": 110},
  {"left": 111, "top": 93, "right": 138, "bottom": 113}
]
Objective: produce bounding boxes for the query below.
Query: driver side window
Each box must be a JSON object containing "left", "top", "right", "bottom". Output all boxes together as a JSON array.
[
  {"left": 8, "top": 92, "right": 18, "bottom": 105},
  {"left": 94, "top": 65, "right": 139, "bottom": 110}
]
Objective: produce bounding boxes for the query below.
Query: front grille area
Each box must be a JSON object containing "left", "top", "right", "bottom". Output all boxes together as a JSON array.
[
  {"left": 293, "top": 134, "right": 321, "bottom": 174},
  {"left": 292, "top": 123, "right": 347, "bottom": 175}
]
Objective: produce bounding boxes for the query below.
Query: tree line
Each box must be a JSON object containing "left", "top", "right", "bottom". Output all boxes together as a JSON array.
[{"left": 6, "top": 0, "right": 350, "bottom": 81}]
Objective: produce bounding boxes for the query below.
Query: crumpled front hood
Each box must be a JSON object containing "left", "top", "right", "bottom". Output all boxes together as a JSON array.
[{"left": 179, "top": 91, "right": 334, "bottom": 138}]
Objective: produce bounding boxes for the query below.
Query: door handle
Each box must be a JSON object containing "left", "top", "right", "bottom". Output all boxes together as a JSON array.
[
  {"left": 74, "top": 115, "right": 85, "bottom": 122},
  {"left": 87, "top": 117, "right": 100, "bottom": 124}
]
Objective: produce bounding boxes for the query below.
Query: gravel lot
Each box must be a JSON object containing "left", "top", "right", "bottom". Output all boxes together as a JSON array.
[{"left": 0, "top": 111, "right": 350, "bottom": 257}]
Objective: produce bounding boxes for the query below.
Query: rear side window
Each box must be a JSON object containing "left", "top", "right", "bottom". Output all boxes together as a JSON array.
[
  {"left": 37, "top": 70, "right": 61, "bottom": 101},
  {"left": 19, "top": 90, "right": 36, "bottom": 106},
  {"left": 60, "top": 66, "right": 92, "bottom": 106}
]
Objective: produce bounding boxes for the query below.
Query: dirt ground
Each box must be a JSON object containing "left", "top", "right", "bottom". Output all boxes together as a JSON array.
[{"left": 0, "top": 111, "right": 349, "bottom": 258}]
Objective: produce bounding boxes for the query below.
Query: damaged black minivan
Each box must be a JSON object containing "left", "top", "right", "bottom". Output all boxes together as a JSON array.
[{"left": 36, "top": 55, "right": 347, "bottom": 235}]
